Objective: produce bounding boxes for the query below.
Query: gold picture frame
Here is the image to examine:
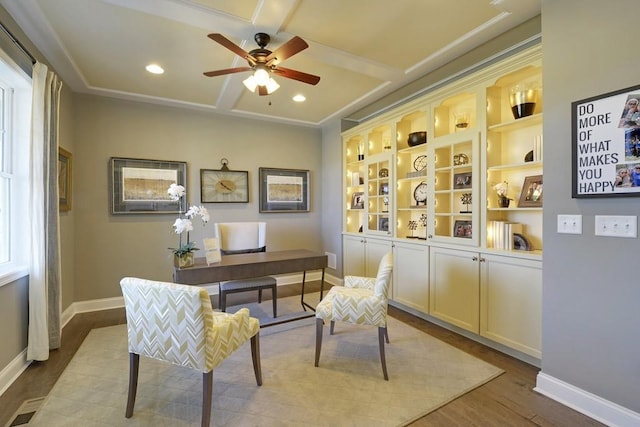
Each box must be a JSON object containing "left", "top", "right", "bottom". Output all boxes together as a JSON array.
[{"left": 58, "top": 147, "right": 72, "bottom": 212}]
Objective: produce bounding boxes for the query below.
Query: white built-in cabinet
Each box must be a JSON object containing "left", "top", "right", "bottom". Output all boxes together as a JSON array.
[{"left": 342, "top": 45, "right": 543, "bottom": 361}]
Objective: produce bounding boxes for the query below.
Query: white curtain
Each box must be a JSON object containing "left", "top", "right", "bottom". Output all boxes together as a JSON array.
[{"left": 27, "top": 62, "right": 63, "bottom": 361}]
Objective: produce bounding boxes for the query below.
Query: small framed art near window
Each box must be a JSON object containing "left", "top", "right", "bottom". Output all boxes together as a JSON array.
[
  {"left": 58, "top": 147, "right": 72, "bottom": 212},
  {"left": 259, "top": 167, "right": 309, "bottom": 212},
  {"left": 109, "top": 157, "right": 186, "bottom": 214}
]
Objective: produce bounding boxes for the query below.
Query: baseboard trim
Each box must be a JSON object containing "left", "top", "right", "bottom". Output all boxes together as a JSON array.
[
  {"left": 535, "top": 372, "right": 640, "bottom": 427},
  {"left": 0, "top": 349, "right": 29, "bottom": 397},
  {"left": 61, "top": 271, "right": 340, "bottom": 327}
]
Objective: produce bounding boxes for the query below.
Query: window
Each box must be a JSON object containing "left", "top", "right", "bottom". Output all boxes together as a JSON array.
[{"left": 0, "top": 49, "right": 31, "bottom": 285}]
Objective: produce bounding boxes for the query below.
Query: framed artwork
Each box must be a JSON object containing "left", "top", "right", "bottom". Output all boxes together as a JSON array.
[
  {"left": 200, "top": 168, "right": 249, "bottom": 203},
  {"left": 572, "top": 83, "right": 640, "bottom": 197},
  {"left": 453, "top": 172, "right": 472, "bottom": 189},
  {"left": 379, "top": 182, "right": 389, "bottom": 195},
  {"left": 351, "top": 191, "right": 364, "bottom": 209},
  {"left": 259, "top": 167, "right": 309, "bottom": 212},
  {"left": 518, "top": 175, "right": 543, "bottom": 207},
  {"left": 109, "top": 157, "right": 186, "bottom": 214},
  {"left": 453, "top": 220, "right": 472, "bottom": 238},
  {"left": 379, "top": 217, "right": 389, "bottom": 232},
  {"left": 58, "top": 147, "right": 72, "bottom": 212}
]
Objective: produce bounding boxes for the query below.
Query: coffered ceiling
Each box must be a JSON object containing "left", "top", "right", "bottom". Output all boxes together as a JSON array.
[{"left": 1, "top": 0, "right": 540, "bottom": 127}]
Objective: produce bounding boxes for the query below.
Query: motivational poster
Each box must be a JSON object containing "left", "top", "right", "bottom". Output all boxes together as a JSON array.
[{"left": 572, "top": 84, "right": 640, "bottom": 197}]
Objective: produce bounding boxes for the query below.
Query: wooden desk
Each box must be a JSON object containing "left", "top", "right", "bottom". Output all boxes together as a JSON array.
[{"left": 173, "top": 249, "right": 327, "bottom": 314}]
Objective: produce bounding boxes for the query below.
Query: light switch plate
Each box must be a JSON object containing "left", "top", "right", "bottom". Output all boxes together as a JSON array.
[
  {"left": 594, "top": 215, "right": 637, "bottom": 238},
  {"left": 557, "top": 214, "right": 582, "bottom": 234}
]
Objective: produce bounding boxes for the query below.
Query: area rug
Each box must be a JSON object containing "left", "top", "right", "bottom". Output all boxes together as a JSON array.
[{"left": 29, "top": 294, "right": 503, "bottom": 426}]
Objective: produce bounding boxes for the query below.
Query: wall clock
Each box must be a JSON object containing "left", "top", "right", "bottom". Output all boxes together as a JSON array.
[{"left": 200, "top": 166, "right": 249, "bottom": 203}]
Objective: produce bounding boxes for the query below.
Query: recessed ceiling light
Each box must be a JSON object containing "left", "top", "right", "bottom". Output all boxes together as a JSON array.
[
  {"left": 145, "top": 64, "right": 164, "bottom": 74},
  {"left": 293, "top": 94, "right": 306, "bottom": 102}
]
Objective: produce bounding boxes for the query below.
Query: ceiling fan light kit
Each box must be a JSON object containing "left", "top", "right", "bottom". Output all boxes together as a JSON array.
[{"left": 204, "top": 32, "right": 320, "bottom": 96}]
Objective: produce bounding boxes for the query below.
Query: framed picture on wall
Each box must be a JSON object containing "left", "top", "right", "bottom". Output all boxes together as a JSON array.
[
  {"left": 109, "top": 157, "right": 186, "bottom": 214},
  {"left": 58, "top": 147, "right": 72, "bottom": 212},
  {"left": 258, "top": 167, "right": 310, "bottom": 212}
]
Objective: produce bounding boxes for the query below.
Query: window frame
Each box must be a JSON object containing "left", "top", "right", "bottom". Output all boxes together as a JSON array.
[{"left": 0, "top": 48, "right": 31, "bottom": 286}]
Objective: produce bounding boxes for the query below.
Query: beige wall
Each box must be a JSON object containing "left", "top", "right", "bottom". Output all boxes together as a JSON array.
[{"left": 72, "top": 94, "right": 322, "bottom": 302}]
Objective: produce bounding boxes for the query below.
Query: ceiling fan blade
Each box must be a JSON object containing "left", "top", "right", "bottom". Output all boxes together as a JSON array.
[
  {"left": 273, "top": 66, "right": 320, "bottom": 85},
  {"left": 207, "top": 33, "right": 256, "bottom": 62},
  {"left": 265, "top": 36, "right": 308, "bottom": 65},
  {"left": 203, "top": 67, "right": 252, "bottom": 77},
  {"left": 258, "top": 85, "right": 268, "bottom": 96}
]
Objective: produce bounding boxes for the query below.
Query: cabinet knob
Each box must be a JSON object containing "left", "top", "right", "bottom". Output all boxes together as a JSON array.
[
  {"left": 472, "top": 256, "right": 478, "bottom": 261},
  {"left": 427, "top": 234, "right": 433, "bottom": 239},
  {"left": 479, "top": 257, "right": 486, "bottom": 262}
]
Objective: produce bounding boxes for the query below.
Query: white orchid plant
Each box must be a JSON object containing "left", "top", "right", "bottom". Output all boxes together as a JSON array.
[
  {"left": 493, "top": 181, "right": 511, "bottom": 201},
  {"left": 167, "top": 184, "right": 210, "bottom": 257}
]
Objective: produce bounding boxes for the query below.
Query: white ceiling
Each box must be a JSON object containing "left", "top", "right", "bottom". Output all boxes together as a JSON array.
[{"left": 1, "top": 0, "right": 541, "bottom": 127}]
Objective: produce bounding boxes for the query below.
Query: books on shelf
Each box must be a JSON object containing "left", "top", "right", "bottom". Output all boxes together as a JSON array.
[
  {"left": 488, "top": 221, "right": 523, "bottom": 250},
  {"left": 533, "top": 134, "right": 543, "bottom": 162}
]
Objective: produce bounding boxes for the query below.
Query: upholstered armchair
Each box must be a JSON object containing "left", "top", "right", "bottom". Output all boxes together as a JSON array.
[
  {"left": 213, "top": 222, "right": 277, "bottom": 316},
  {"left": 314, "top": 252, "right": 393, "bottom": 380},
  {"left": 120, "top": 277, "right": 262, "bottom": 427}
]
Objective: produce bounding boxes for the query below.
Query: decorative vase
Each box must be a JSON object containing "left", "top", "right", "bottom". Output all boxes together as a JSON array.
[
  {"left": 174, "top": 252, "right": 194, "bottom": 268},
  {"left": 498, "top": 197, "right": 511, "bottom": 208}
]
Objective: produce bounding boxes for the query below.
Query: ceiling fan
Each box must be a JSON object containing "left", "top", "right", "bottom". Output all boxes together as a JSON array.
[{"left": 203, "top": 32, "right": 320, "bottom": 96}]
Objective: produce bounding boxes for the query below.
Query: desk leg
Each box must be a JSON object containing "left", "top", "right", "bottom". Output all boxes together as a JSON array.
[{"left": 301, "top": 271, "right": 308, "bottom": 311}]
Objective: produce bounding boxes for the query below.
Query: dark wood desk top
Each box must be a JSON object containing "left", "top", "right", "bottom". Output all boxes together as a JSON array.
[{"left": 173, "top": 249, "right": 327, "bottom": 285}]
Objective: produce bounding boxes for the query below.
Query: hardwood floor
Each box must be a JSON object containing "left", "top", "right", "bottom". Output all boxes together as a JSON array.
[{"left": 0, "top": 282, "right": 602, "bottom": 426}]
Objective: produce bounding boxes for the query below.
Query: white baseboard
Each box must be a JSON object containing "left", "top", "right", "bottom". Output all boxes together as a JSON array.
[
  {"left": 61, "top": 271, "right": 339, "bottom": 324},
  {"left": 0, "top": 349, "right": 29, "bottom": 397},
  {"left": 535, "top": 372, "right": 640, "bottom": 427}
]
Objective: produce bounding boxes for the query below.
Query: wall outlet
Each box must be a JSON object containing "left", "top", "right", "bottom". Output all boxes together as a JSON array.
[
  {"left": 557, "top": 214, "right": 582, "bottom": 234},
  {"left": 594, "top": 215, "right": 637, "bottom": 238}
]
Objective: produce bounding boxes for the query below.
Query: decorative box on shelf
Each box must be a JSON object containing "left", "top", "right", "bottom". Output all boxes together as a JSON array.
[{"left": 406, "top": 170, "right": 427, "bottom": 179}]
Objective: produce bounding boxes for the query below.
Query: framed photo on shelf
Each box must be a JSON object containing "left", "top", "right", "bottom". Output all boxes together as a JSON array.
[
  {"left": 379, "top": 182, "right": 389, "bottom": 195},
  {"left": 58, "top": 147, "right": 72, "bottom": 212},
  {"left": 453, "top": 172, "right": 472, "bottom": 189},
  {"left": 351, "top": 191, "right": 364, "bottom": 209},
  {"left": 200, "top": 168, "right": 249, "bottom": 203},
  {"left": 453, "top": 220, "right": 472, "bottom": 238},
  {"left": 259, "top": 167, "right": 309, "bottom": 212},
  {"left": 379, "top": 217, "right": 389, "bottom": 232},
  {"left": 518, "top": 175, "right": 543, "bottom": 207},
  {"left": 109, "top": 157, "right": 186, "bottom": 214}
]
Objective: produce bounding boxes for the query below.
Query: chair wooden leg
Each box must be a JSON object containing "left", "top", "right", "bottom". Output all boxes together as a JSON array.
[
  {"left": 258, "top": 289, "right": 263, "bottom": 303},
  {"left": 218, "top": 284, "right": 222, "bottom": 311},
  {"left": 250, "top": 333, "right": 263, "bottom": 386},
  {"left": 378, "top": 327, "right": 389, "bottom": 381},
  {"left": 202, "top": 371, "right": 213, "bottom": 427},
  {"left": 385, "top": 326, "right": 390, "bottom": 344},
  {"left": 125, "top": 353, "right": 139, "bottom": 418},
  {"left": 329, "top": 320, "right": 335, "bottom": 335},
  {"left": 314, "top": 318, "right": 323, "bottom": 367}
]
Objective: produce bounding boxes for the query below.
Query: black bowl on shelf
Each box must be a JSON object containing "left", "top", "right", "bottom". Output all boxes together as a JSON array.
[{"left": 407, "top": 131, "right": 427, "bottom": 147}]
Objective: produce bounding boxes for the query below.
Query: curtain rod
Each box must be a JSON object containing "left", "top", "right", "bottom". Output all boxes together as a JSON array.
[{"left": 0, "top": 21, "right": 36, "bottom": 64}]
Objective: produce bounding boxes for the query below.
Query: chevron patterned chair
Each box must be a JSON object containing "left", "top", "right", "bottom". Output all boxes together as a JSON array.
[
  {"left": 120, "top": 277, "right": 262, "bottom": 427},
  {"left": 314, "top": 252, "right": 393, "bottom": 380}
]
